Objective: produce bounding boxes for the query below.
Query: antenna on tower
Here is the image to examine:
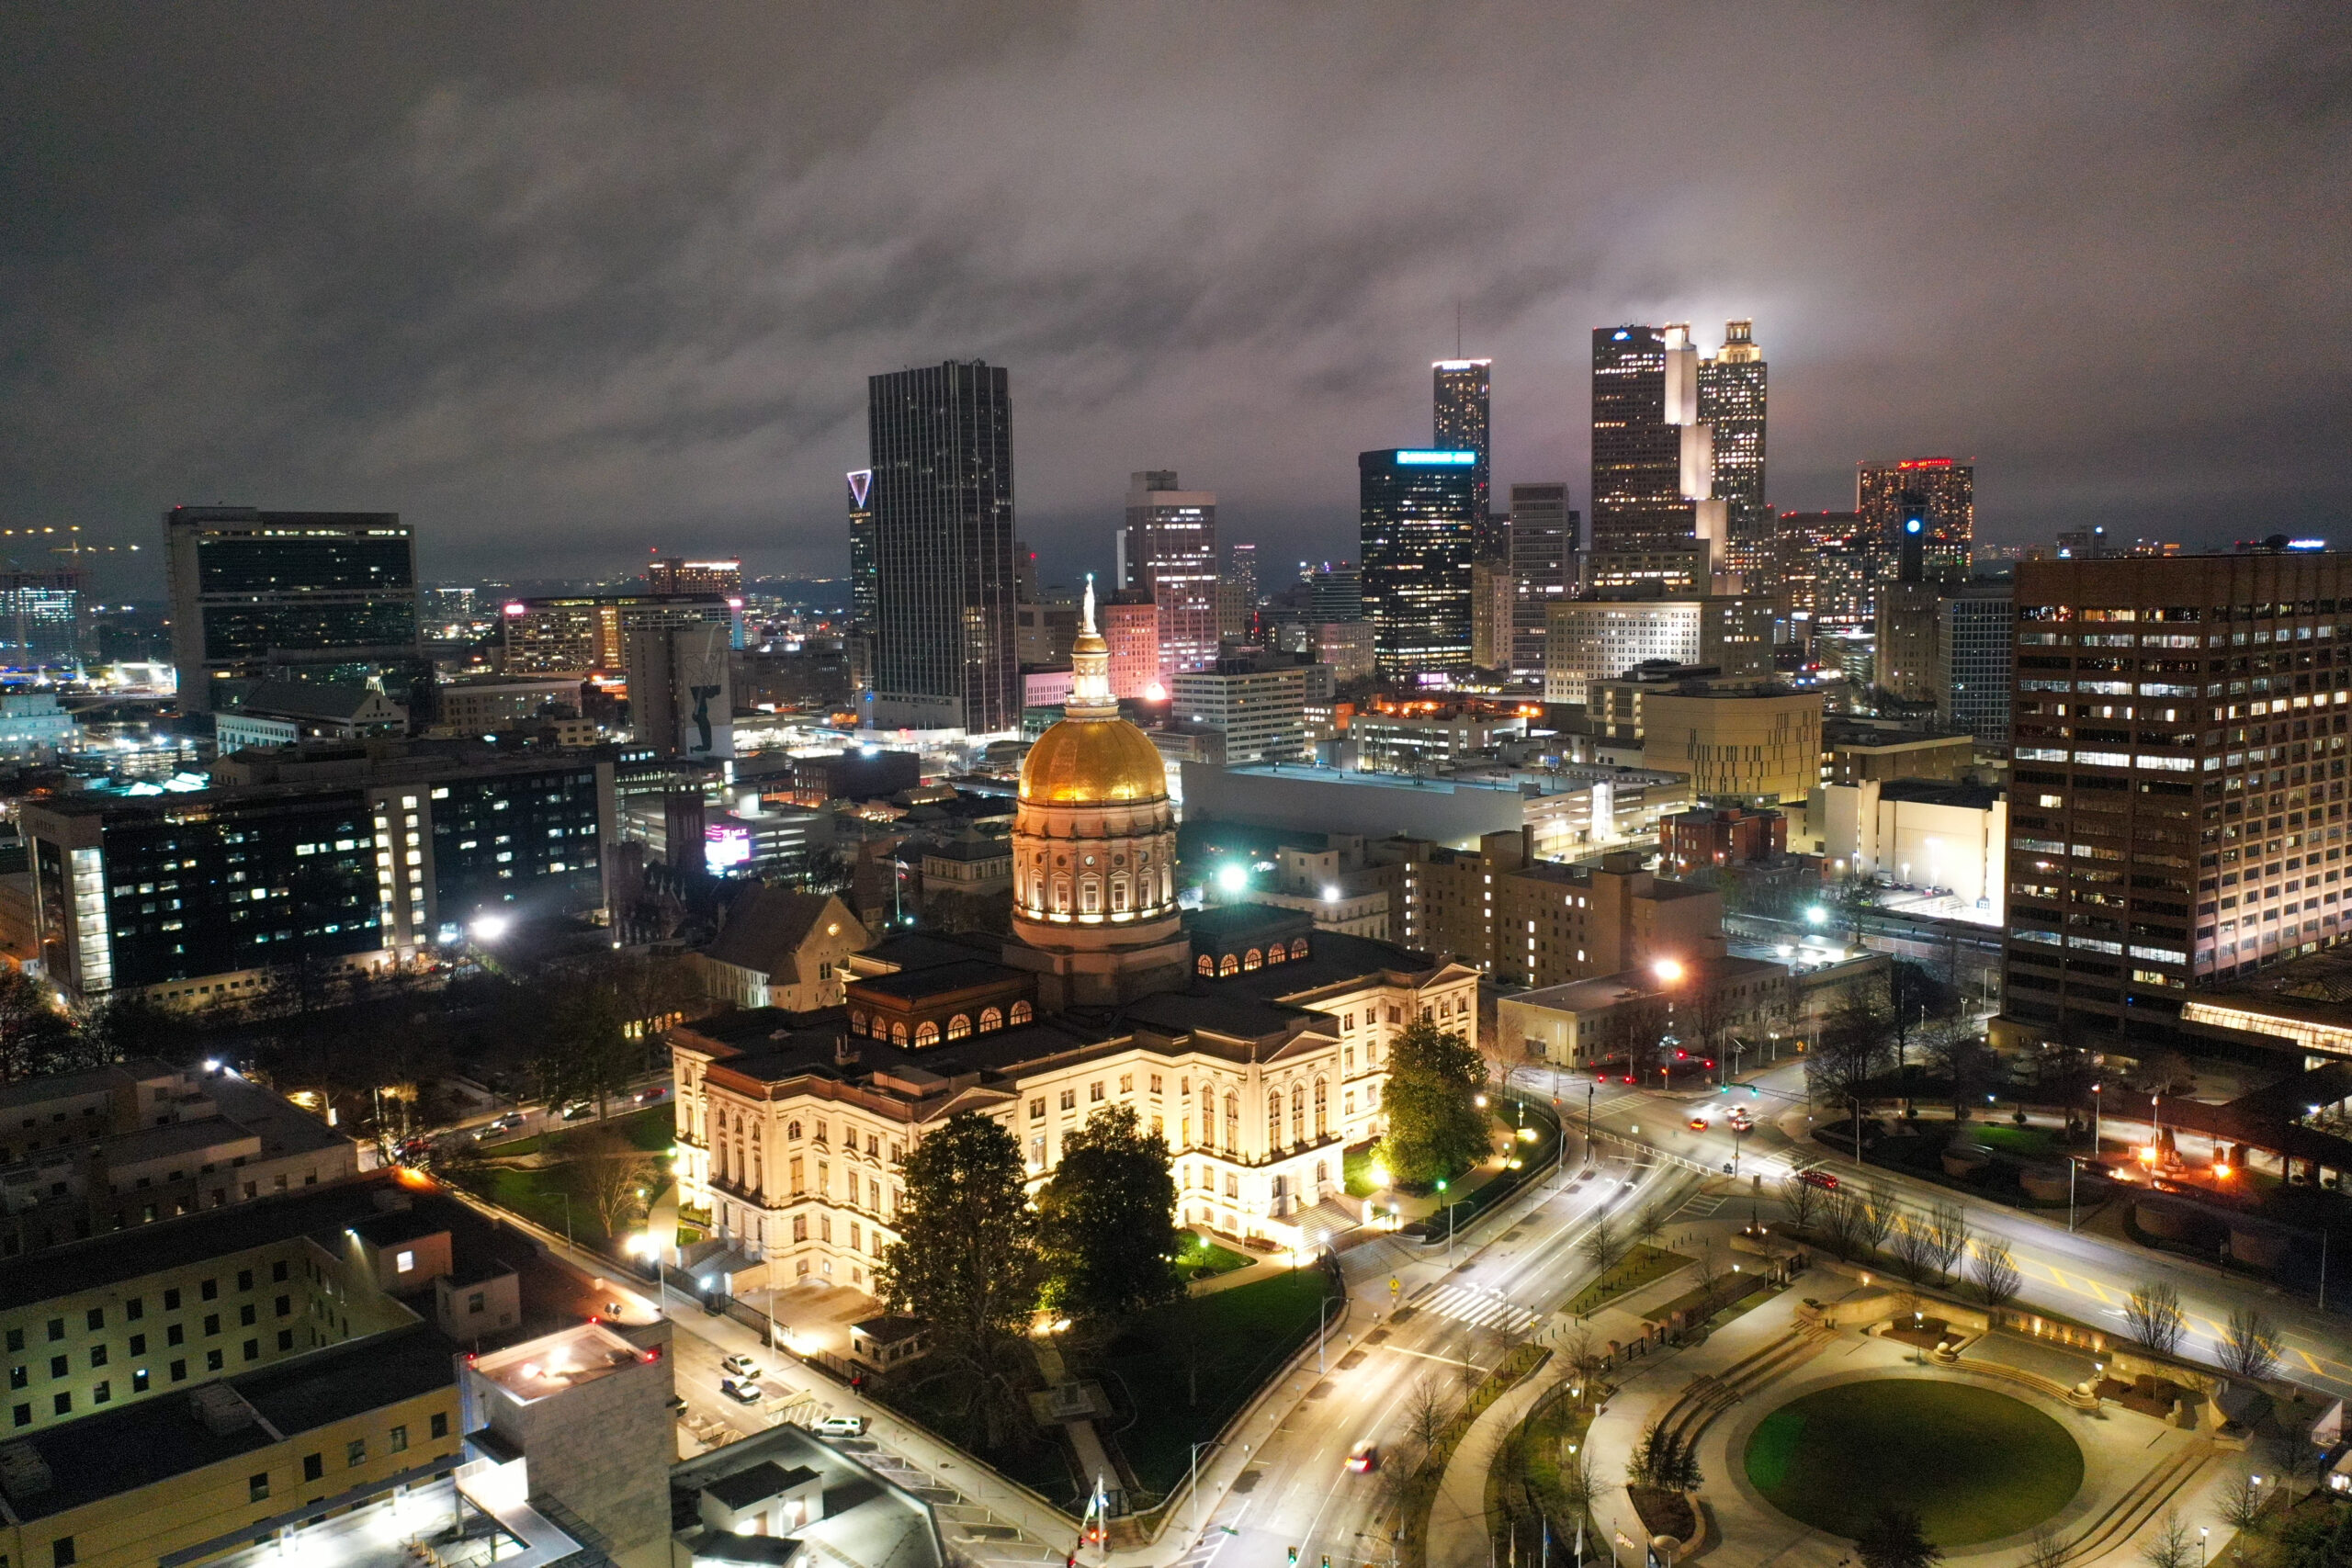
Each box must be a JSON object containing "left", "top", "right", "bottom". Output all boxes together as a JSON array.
[{"left": 1455, "top": 298, "right": 1463, "bottom": 357}]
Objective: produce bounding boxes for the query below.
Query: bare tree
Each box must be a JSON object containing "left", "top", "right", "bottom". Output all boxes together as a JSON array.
[
  {"left": 1819, "top": 1187, "right": 1867, "bottom": 1259},
  {"left": 2214, "top": 1474, "right": 2266, "bottom": 1534},
  {"left": 2016, "top": 1529, "right": 2069, "bottom": 1568},
  {"left": 1780, "top": 1170, "right": 1825, "bottom": 1235},
  {"left": 2265, "top": 1424, "right": 2324, "bottom": 1503},
  {"left": 1972, "top": 1238, "right": 2023, "bottom": 1308},
  {"left": 1925, "top": 1203, "right": 1973, "bottom": 1285},
  {"left": 1402, "top": 1373, "right": 1453, "bottom": 1461},
  {"left": 1633, "top": 1198, "right": 1672, "bottom": 1248},
  {"left": 2124, "top": 1281, "right": 2187, "bottom": 1358},
  {"left": 1852, "top": 1186, "right": 1899, "bottom": 1258},
  {"left": 1889, "top": 1217, "right": 1940, "bottom": 1286},
  {"left": 562, "top": 1124, "right": 659, "bottom": 1241},
  {"left": 1582, "top": 1213, "right": 1623, "bottom": 1275},
  {"left": 2221, "top": 1307, "right": 2282, "bottom": 1382},
  {"left": 2137, "top": 1509, "right": 2195, "bottom": 1568},
  {"left": 1690, "top": 1239, "right": 1724, "bottom": 1309}
]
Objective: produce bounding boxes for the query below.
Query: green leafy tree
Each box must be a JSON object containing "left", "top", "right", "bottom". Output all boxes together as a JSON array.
[
  {"left": 0, "top": 968, "right": 84, "bottom": 1081},
  {"left": 1625, "top": 1421, "right": 1701, "bottom": 1492},
  {"left": 873, "top": 1111, "right": 1043, "bottom": 1447},
  {"left": 2275, "top": 1508, "right": 2352, "bottom": 1568},
  {"left": 1037, "top": 1105, "right": 1181, "bottom": 1321},
  {"left": 78, "top": 992, "right": 183, "bottom": 1064},
  {"left": 1375, "top": 1018, "right": 1489, "bottom": 1188},
  {"left": 1856, "top": 1507, "right": 1943, "bottom": 1568}
]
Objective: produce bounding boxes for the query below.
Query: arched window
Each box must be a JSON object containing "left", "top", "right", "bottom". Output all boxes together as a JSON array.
[
  {"left": 978, "top": 1006, "right": 1003, "bottom": 1032},
  {"left": 1291, "top": 938, "right": 1309, "bottom": 959},
  {"left": 1265, "top": 942, "right": 1286, "bottom": 964},
  {"left": 1219, "top": 954, "right": 1239, "bottom": 976},
  {"left": 1243, "top": 947, "right": 1262, "bottom": 971},
  {"left": 1011, "top": 999, "right": 1034, "bottom": 1025},
  {"left": 849, "top": 1011, "right": 867, "bottom": 1036},
  {"left": 1267, "top": 1092, "right": 1282, "bottom": 1145},
  {"left": 1223, "top": 1090, "right": 1239, "bottom": 1152},
  {"left": 1314, "top": 1077, "right": 1329, "bottom": 1138},
  {"left": 787, "top": 1121, "right": 802, "bottom": 1141},
  {"left": 1291, "top": 1083, "right": 1305, "bottom": 1144},
  {"left": 947, "top": 1013, "right": 971, "bottom": 1040},
  {"left": 892, "top": 1021, "right": 910, "bottom": 1044},
  {"left": 1197, "top": 954, "right": 1216, "bottom": 976},
  {"left": 915, "top": 1021, "right": 940, "bottom": 1046}
]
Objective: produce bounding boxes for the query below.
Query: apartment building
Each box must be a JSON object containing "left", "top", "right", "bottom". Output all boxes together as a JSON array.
[{"left": 1396, "top": 833, "right": 1724, "bottom": 988}]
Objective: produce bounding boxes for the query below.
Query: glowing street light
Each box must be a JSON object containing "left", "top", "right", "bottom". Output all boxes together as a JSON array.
[{"left": 1216, "top": 863, "right": 1250, "bottom": 896}]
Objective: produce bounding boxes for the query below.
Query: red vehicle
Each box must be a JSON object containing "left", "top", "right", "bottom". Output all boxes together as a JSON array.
[
  {"left": 1797, "top": 1168, "right": 1840, "bottom": 1191},
  {"left": 1346, "top": 1442, "right": 1379, "bottom": 1473}
]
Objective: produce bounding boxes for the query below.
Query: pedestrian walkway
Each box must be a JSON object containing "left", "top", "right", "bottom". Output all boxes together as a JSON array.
[{"left": 1419, "top": 1281, "right": 1543, "bottom": 1335}]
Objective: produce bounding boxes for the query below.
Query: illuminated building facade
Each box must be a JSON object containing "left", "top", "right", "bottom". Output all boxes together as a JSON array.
[
  {"left": 1697, "top": 321, "right": 1769, "bottom": 581},
  {"left": 1507, "top": 483, "right": 1575, "bottom": 680},
  {"left": 1116, "top": 470, "right": 1219, "bottom": 678},
  {"left": 1431, "top": 359, "right": 1493, "bottom": 528},
  {"left": 164, "top": 508, "right": 420, "bottom": 714},
  {"left": 1359, "top": 448, "right": 1478, "bottom": 676},
  {"left": 0, "top": 568, "right": 84, "bottom": 671},
  {"left": 1589, "top": 327, "right": 1690, "bottom": 552},
  {"left": 865, "top": 360, "right": 1020, "bottom": 735},
  {"left": 846, "top": 468, "right": 877, "bottom": 623},
  {"left": 1996, "top": 551, "right": 2352, "bottom": 1060},
  {"left": 498, "top": 593, "right": 731, "bottom": 678},
  {"left": 1858, "top": 458, "right": 1974, "bottom": 586}
]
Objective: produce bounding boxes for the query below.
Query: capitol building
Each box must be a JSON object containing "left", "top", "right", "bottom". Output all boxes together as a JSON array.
[{"left": 667, "top": 587, "right": 1478, "bottom": 1293}]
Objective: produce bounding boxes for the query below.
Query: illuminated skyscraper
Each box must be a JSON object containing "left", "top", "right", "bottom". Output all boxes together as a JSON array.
[
  {"left": 846, "top": 468, "right": 877, "bottom": 623},
  {"left": 1589, "top": 327, "right": 1690, "bottom": 551},
  {"left": 865, "top": 360, "right": 1019, "bottom": 734},
  {"left": 1506, "top": 482, "right": 1576, "bottom": 680},
  {"left": 1115, "top": 470, "right": 1218, "bottom": 678},
  {"left": 0, "top": 569, "right": 83, "bottom": 671},
  {"left": 1698, "top": 321, "right": 1769, "bottom": 582},
  {"left": 1432, "top": 359, "right": 1493, "bottom": 527},
  {"left": 1858, "top": 458, "right": 1974, "bottom": 586},
  {"left": 1359, "top": 448, "right": 1478, "bottom": 676}
]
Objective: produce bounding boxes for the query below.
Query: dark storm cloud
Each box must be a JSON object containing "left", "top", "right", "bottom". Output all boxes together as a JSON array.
[{"left": 2, "top": 1, "right": 2346, "bottom": 589}]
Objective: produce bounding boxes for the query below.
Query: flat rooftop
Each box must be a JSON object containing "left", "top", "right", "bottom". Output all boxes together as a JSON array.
[{"left": 470, "top": 1321, "right": 647, "bottom": 1403}]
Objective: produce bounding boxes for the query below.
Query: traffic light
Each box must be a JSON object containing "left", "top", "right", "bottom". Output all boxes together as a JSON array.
[
  {"left": 1288, "top": 1548, "right": 1300, "bottom": 1565},
  {"left": 1433, "top": 1179, "right": 1448, "bottom": 1193},
  {"left": 1750, "top": 1086, "right": 1761, "bottom": 1098}
]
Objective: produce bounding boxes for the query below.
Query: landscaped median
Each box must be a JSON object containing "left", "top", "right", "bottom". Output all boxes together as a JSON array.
[{"left": 1383, "top": 1341, "right": 1555, "bottom": 1568}]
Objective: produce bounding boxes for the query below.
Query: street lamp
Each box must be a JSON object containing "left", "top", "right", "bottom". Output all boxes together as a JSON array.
[
  {"left": 1188, "top": 1439, "right": 1221, "bottom": 1539},
  {"left": 628, "top": 1233, "right": 667, "bottom": 1316}
]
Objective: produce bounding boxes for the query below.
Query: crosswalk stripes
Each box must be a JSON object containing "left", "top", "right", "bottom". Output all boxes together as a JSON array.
[
  {"left": 1676, "top": 1192, "right": 1727, "bottom": 1219},
  {"left": 1420, "top": 1281, "right": 1542, "bottom": 1334}
]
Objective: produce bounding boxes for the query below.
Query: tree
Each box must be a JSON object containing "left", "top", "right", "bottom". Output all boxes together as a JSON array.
[
  {"left": 2018, "top": 1528, "right": 2069, "bottom": 1568},
  {"left": 873, "top": 1112, "right": 1043, "bottom": 1447},
  {"left": 78, "top": 992, "right": 183, "bottom": 1064},
  {"left": 2222, "top": 1307, "right": 2283, "bottom": 1382},
  {"left": 1886, "top": 961, "right": 1959, "bottom": 1077},
  {"left": 0, "top": 968, "right": 82, "bottom": 1082},
  {"left": 1852, "top": 1186, "right": 1899, "bottom": 1258},
  {"left": 2139, "top": 1510, "right": 2196, "bottom": 1568},
  {"left": 1634, "top": 1199, "right": 1672, "bottom": 1248},
  {"left": 1929, "top": 1032, "right": 1997, "bottom": 1121},
  {"left": 562, "top": 1124, "right": 658, "bottom": 1241},
  {"left": 1625, "top": 1422, "right": 1701, "bottom": 1493},
  {"left": 1856, "top": 1508, "right": 1944, "bottom": 1568},
  {"left": 2215, "top": 1474, "right": 2267, "bottom": 1534},
  {"left": 1925, "top": 1203, "right": 1973, "bottom": 1285},
  {"left": 1972, "top": 1238, "right": 2023, "bottom": 1308},
  {"left": 1780, "top": 1170, "right": 1825, "bottom": 1235},
  {"left": 2275, "top": 1508, "right": 2352, "bottom": 1568},
  {"left": 1581, "top": 1213, "right": 1623, "bottom": 1275},
  {"left": 1889, "top": 1216, "right": 1940, "bottom": 1286},
  {"left": 1036, "top": 1105, "right": 1181, "bottom": 1322},
  {"left": 2265, "top": 1423, "right": 2324, "bottom": 1504},
  {"left": 2124, "top": 1281, "right": 2187, "bottom": 1358},
  {"left": 1375, "top": 1018, "right": 1489, "bottom": 1188},
  {"left": 1595, "top": 998, "right": 1668, "bottom": 1079},
  {"left": 1809, "top": 985, "right": 1890, "bottom": 1113},
  {"left": 533, "top": 978, "right": 639, "bottom": 1117},
  {"left": 1402, "top": 1373, "right": 1454, "bottom": 1461}
]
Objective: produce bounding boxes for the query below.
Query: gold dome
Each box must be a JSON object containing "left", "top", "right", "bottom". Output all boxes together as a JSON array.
[{"left": 1019, "top": 716, "right": 1169, "bottom": 805}]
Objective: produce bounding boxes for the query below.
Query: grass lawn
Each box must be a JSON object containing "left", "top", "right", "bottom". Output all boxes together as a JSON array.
[
  {"left": 1093, "top": 1269, "right": 1335, "bottom": 1500},
  {"left": 1743, "top": 1380, "right": 2083, "bottom": 1545},
  {"left": 477, "top": 1104, "right": 674, "bottom": 1159},
  {"left": 459, "top": 1165, "right": 611, "bottom": 1246},
  {"left": 1966, "top": 1123, "right": 2057, "bottom": 1159},
  {"left": 1565, "top": 1244, "right": 1688, "bottom": 1316},
  {"left": 1171, "top": 1230, "right": 1251, "bottom": 1280},
  {"left": 1344, "top": 1144, "right": 1379, "bottom": 1197}
]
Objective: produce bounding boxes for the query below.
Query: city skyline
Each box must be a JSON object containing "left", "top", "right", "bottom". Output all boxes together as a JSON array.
[{"left": 2, "top": 6, "right": 2344, "bottom": 591}]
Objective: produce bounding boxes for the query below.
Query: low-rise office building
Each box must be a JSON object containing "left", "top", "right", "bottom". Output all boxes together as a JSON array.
[
  {"left": 1640, "top": 687, "right": 1823, "bottom": 805},
  {"left": 1819, "top": 778, "right": 2007, "bottom": 915},
  {"left": 1822, "top": 721, "right": 1977, "bottom": 785},
  {"left": 1396, "top": 835, "right": 1724, "bottom": 989},
  {"left": 1498, "top": 954, "right": 1792, "bottom": 1070},
  {"left": 689, "top": 888, "right": 870, "bottom": 1011}
]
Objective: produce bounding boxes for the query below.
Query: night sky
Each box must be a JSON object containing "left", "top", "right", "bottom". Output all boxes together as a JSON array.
[{"left": 4, "top": 3, "right": 2347, "bottom": 592}]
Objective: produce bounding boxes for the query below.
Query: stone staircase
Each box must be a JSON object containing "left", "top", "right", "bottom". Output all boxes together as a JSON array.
[
  {"left": 1653, "top": 1327, "right": 1834, "bottom": 1451},
  {"left": 2041, "top": 1439, "right": 2214, "bottom": 1564}
]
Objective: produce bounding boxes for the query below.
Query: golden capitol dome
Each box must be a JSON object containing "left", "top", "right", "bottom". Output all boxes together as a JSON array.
[{"left": 1017, "top": 579, "right": 1169, "bottom": 806}]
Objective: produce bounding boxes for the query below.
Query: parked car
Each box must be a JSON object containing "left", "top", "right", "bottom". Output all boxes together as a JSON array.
[
  {"left": 812, "top": 1415, "right": 867, "bottom": 1437},
  {"left": 719, "top": 1376, "right": 763, "bottom": 1404},
  {"left": 719, "top": 1354, "right": 763, "bottom": 1380},
  {"left": 1346, "top": 1442, "right": 1379, "bottom": 1474}
]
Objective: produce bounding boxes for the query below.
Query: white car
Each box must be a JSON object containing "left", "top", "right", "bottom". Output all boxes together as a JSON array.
[
  {"left": 719, "top": 1354, "right": 763, "bottom": 1379},
  {"left": 720, "top": 1376, "right": 763, "bottom": 1404},
  {"left": 812, "top": 1415, "right": 867, "bottom": 1438}
]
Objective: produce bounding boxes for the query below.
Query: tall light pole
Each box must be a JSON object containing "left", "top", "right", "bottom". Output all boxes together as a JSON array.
[
  {"left": 1188, "top": 1438, "right": 1219, "bottom": 1539},
  {"left": 629, "top": 1234, "right": 668, "bottom": 1317}
]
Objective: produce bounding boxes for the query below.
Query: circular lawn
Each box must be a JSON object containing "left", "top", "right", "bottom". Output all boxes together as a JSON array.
[{"left": 1743, "top": 1380, "right": 2083, "bottom": 1545}]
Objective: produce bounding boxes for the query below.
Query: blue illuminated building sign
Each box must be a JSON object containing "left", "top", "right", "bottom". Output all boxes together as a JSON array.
[{"left": 1395, "top": 449, "right": 1478, "bottom": 466}]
